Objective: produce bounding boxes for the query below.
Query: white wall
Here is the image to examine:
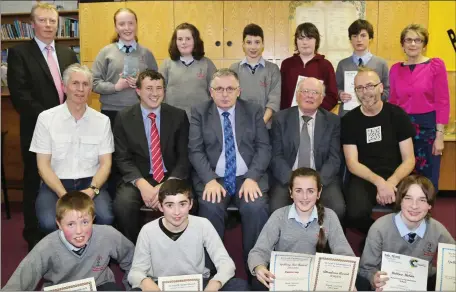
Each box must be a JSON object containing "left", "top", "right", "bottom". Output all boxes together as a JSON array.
[{"left": 1, "top": 1, "right": 78, "bottom": 14}]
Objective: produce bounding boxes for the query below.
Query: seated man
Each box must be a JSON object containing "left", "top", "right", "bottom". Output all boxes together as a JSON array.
[
  {"left": 269, "top": 77, "right": 344, "bottom": 220},
  {"left": 113, "top": 69, "right": 189, "bottom": 243},
  {"left": 128, "top": 179, "right": 249, "bottom": 291},
  {"left": 189, "top": 68, "right": 271, "bottom": 265},
  {"left": 31, "top": 64, "right": 114, "bottom": 234},
  {"left": 4, "top": 191, "right": 135, "bottom": 291},
  {"left": 341, "top": 67, "right": 415, "bottom": 235}
]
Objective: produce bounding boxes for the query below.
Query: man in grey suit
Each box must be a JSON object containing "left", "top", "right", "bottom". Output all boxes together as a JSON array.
[
  {"left": 189, "top": 68, "right": 271, "bottom": 265},
  {"left": 269, "top": 77, "right": 345, "bottom": 221}
]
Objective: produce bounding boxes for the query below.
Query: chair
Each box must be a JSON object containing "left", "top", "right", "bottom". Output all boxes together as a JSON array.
[{"left": 1, "top": 131, "right": 11, "bottom": 219}]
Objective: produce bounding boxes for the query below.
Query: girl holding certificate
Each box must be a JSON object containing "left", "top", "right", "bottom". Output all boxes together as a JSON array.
[
  {"left": 358, "top": 175, "right": 455, "bottom": 291},
  {"left": 248, "top": 168, "right": 354, "bottom": 290},
  {"left": 159, "top": 23, "right": 217, "bottom": 117}
]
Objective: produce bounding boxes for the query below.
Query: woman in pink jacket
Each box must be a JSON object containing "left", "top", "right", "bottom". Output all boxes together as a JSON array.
[{"left": 389, "top": 24, "right": 450, "bottom": 190}]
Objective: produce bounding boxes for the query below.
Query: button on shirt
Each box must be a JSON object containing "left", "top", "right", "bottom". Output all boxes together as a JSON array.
[
  {"left": 29, "top": 103, "right": 114, "bottom": 179},
  {"left": 288, "top": 204, "right": 318, "bottom": 228},
  {"left": 141, "top": 105, "right": 167, "bottom": 174},
  {"left": 394, "top": 212, "right": 427, "bottom": 242},
  {"left": 215, "top": 106, "right": 248, "bottom": 177},
  {"left": 352, "top": 51, "right": 373, "bottom": 67},
  {"left": 117, "top": 39, "right": 137, "bottom": 53},
  {"left": 35, "top": 37, "right": 61, "bottom": 78},
  {"left": 293, "top": 108, "right": 317, "bottom": 170}
]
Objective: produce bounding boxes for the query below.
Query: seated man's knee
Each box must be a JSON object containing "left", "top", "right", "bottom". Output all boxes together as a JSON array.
[
  {"left": 197, "top": 197, "right": 226, "bottom": 214},
  {"left": 38, "top": 213, "right": 58, "bottom": 234},
  {"left": 239, "top": 196, "right": 269, "bottom": 215}
]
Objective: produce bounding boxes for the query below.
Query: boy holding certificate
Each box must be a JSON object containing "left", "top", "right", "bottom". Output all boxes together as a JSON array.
[
  {"left": 358, "top": 175, "right": 455, "bottom": 291},
  {"left": 128, "top": 179, "right": 249, "bottom": 291},
  {"left": 4, "top": 191, "right": 135, "bottom": 290},
  {"left": 248, "top": 168, "right": 355, "bottom": 290}
]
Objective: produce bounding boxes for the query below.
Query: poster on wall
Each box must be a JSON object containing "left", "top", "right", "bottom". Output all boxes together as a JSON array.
[{"left": 289, "top": 0, "right": 366, "bottom": 69}]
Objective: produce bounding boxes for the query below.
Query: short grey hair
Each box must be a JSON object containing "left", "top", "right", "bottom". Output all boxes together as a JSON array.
[
  {"left": 210, "top": 68, "right": 239, "bottom": 88},
  {"left": 297, "top": 77, "right": 326, "bottom": 97},
  {"left": 62, "top": 63, "right": 93, "bottom": 87}
]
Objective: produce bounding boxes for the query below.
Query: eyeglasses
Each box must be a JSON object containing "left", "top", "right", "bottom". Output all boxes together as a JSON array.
[
  {"left": 211, "top": 87, "right": 239, "bottom": 93},
  {"left": 297, "top": 89, "right": 321, "bottom": 97},
  {"left": 404, "top": 38, "right": 424, "bottom": 44},
  {"left": 354, "top": 82, "right": 381, "bottom": 93}
]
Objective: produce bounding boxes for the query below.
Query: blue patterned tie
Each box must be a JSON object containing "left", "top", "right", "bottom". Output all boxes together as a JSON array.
[{"left": 222, "top": 112, "right": 236, "bottom": 196}]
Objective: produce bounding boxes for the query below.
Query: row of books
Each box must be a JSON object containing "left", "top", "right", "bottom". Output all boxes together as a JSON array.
[{"left": 1, "top": 17, "right": 79, "bottom": 41}]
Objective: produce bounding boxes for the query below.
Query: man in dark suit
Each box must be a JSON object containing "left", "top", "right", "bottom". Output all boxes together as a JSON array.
[
  {"left": 189, "top": 68, "right": 271, "bottom": 264},
  {"left": 6, "top": 3, "right": 78, "bottom": 250},
  {"left": 113, "top": 69, "right": 190, "bottom": 243},
  {"left": 269, "top": 77, "right": 345, "bottom": 221}
]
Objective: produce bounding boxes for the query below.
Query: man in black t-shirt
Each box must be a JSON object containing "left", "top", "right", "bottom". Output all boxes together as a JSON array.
[{"left": 341, "top": 67, "right": 415, "bottom": 234}]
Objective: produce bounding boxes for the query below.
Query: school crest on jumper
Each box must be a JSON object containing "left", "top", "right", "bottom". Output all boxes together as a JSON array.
[
  {"left": 92, "top": 255, "right": 107, "bottom": 272},
  {"left": 197, "top": 69, "right": 205, "bottom": 79},
  {"left": 423, "top": 242, "right": 435, "bottom": 257}
]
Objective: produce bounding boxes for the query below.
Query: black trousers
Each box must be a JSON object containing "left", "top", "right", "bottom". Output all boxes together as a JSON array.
[{"left": 101, "top": 110, "right": 120, "bottom": 200}]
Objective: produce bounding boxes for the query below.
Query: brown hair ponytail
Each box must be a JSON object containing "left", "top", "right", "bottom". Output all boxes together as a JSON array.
[{"left": 316, "top": 200, "right": 328, "bottom": 253}]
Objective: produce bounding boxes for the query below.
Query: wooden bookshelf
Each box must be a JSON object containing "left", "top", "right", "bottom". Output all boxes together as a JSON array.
[{"left": 1, "top": 10, "right": 79, "bottom": 49}]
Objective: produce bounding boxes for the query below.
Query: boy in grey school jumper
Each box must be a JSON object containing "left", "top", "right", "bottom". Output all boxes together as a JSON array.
[
  {"left": 229, "top": 23, "right": 281, "bottom": 127},
  {"left": 358, "top": 175, "right": 455, "bottom": 291},
  {"left": 336, "top": 19, "right": 389, "bottom": 117}
]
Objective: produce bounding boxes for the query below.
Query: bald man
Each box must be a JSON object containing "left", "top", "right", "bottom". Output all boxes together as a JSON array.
[
  {"left": 341, "top": 67, "right": 415, "bottom": 235},
  {"left": 269, "top": 77, "right": 345, "bottom": 220}
]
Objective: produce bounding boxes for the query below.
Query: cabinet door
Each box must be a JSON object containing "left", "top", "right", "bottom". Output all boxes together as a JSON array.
[
  {"left": 174, "top": 1, "right": 224, "bottom": 60},
  {"left": 223, "top": 1, "right": 275, "bottom": 60},
  {"left": 126, "top": 1, "right": 174, "bottom": 60},
  {"left": 79, "top": 2, "right": 126, "bottom": 62}
]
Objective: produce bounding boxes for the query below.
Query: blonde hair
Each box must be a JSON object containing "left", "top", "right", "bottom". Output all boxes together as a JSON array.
[
  {"left": 56, "top": 191, "right": 95, "bottom": 223},
  {"left": 30, "top": 2, "right": 58, "bottom": 21}
]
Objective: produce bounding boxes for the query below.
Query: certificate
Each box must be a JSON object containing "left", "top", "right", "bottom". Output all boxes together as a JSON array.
[
  {"left": 291, "top": 76, "right": 325, "bottom": 107},
  {"left": 310, "top": 253, "right": 359, "bottom": 291},
  {"left": 435, "top": 243, "right": 456, "bottom": 291},
  {"left": 43, "top": 277, "right": 97, "bottom": 291},
  {"left": 381, "top": 251, "right": 428, "bottom": 291},
  {"left": 269, "top": 251, "right": 314, "bottom": 291},
  {"left": 158, "top": 274, "right": 203, "bottom": 291},
  {"left": 342, "top": 71, "right": 359, "bottom": 111}
]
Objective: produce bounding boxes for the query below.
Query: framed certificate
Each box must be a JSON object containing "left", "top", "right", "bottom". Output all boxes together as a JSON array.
[
  {"left": 311, "top": 253, "right": 359, "bottom": 291},
  {"left": 43, "top": 277, "right": 97, "bottom": 291},
  {"left": 342, "top": 71, "right": 359, "bottom": 111},
  {"left": 381, "top": 251, "right": 428, "bottom": 291},
  {"left": 435, "top": 243, "right": 456, "bottom": 292},
  {"left": 158, "top": 274, "right": 203, "bottom": 291},
  {"left": 269, "top": 251, "right": 314, "bottom": 291}
]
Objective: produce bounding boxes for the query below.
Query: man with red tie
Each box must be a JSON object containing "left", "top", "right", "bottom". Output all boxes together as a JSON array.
[
  {"left": 7, "top": 2, "right": 78, "bottom": 251},
  {"left": 113, "top": 69, "right": 190, "bottom": 243}
]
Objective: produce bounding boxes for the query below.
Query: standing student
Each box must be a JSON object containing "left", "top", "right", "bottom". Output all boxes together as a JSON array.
[
  {"left": 389, "top": 24, "right": 450, "bottom": 190},
  {"left": 336, "top": 19, "right": 389, "bottom": 117},
  {"left": 4, "top": 191, "right": 135, "bottom": 291},
  {"left": 159, "top": 23, "right": 217, "bottom": 117},
  {"left": 92, "top": 7, "right": 158, "bottom": 127},
  {"left": 358, "top": 175, "right": 455, "bottom": 291},
  {"left": 248, "top": 168, "right": 354, "bottom": 290},
  {"left": 7, "top": 2, "right": 79, "bottom": 251},
  {"left": 280, "top": 22, "right": 338, "bottom": 111},
  {"left": 128, "top": 179, "right": 249, "bottom": 291},
  {"left": 229, "top": 23, "right": 281, "bottom": 126}
]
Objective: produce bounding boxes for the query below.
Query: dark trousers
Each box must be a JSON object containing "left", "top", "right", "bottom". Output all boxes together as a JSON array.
[
  {"left": 197, "top": 176, "right": 269, "bottom": 264},
  {"left": 269, "top": 178, "right": 346, "bottom": 222},
  {"left": 113, "top": 176, "right": 163, "bottom": 243},
  {"left": 101, "top": 110, "right": 120, "bottom": 199},
  {"left": 345, "top": 174, "right": 379, "bottom": 234},
  {"left": 19, "top": 118, "right": 42, "bottom": 246},
  {"left": 97, "top": 282, "right": 123, "bottom": 291}
]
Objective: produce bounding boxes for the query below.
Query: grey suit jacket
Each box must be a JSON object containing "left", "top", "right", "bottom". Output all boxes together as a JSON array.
[
  {"left": 188, "top": 99, "right": 271, "bottom": 192},
  {"left": 270, "top": 106, "right": 341, "bottom": 186}
]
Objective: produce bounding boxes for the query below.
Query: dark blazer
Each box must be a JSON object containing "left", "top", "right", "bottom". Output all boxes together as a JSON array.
[
  {"left": 188, "top": 99, "right": 271, "bottom": 191},
  {"left": 270, "top": 106, "right": 341, "bottom": 186},
  {"left": 114, "top": 103, "right": 190, "bottom": 183},
  {"left": 7, "top": 39, "right": 78, "bottom": 145}
]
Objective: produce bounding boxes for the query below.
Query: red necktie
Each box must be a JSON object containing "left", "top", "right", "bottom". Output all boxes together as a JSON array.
[
  {"left": 148, "top": 113, "right": 164, "bottom": 183},
  {"left": 45, "top": 45, "right": 64, "bottom": 104}
]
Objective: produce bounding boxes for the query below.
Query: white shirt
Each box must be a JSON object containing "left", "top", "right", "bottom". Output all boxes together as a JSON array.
[
  {"left": 293, "top": 108, "right": 317, "bottom": 170},
  {"left": 34, "top": 37, "right": 61, "bottom": 78},
  {"left": 29, "top": 103, "right": 114, "bottom": 179},
  {"left": 215, "top": 106, "right": 248, "bottom": 177}
]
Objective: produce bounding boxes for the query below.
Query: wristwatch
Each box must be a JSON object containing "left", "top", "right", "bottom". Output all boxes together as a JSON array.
[{"left": 89, "top": 185, "right": 100, "bottom": 196}]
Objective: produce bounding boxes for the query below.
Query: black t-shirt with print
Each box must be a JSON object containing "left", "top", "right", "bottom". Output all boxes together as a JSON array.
[{"left": 341, "top": 102, "right": 415, "bottom": 179}]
